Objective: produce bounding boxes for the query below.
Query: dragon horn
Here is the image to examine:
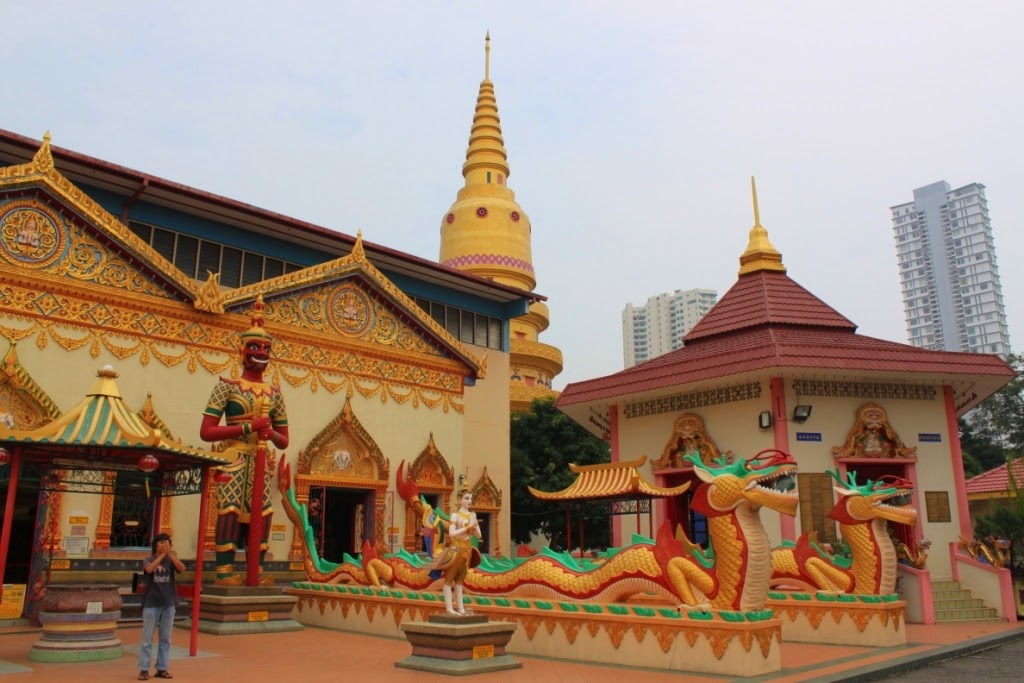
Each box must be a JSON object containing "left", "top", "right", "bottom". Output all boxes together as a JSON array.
[
  {"left": 277, "top": 457, "right": 291, "bottom": 493},
  {"left": 396, "top": 461, "right": 417, "bottom": 503}
]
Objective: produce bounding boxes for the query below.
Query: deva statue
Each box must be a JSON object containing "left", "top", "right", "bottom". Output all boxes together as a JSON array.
[
  {"left": 200, "top": 295, "right": 289, "bottom": 586},
  {"left": 433, "top": 486, "right": 482, "bottom": 615}
]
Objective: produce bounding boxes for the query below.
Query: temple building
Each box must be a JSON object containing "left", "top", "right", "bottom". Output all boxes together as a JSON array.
[
  {"left": 0, "top": 110, "right": 537, "bottom": 617},
  {"left": 557, "top": 179, "right": 1017, "bottom": 622},
  {"left": 438, "top": 35, "right": 563, "bottom": 412}
]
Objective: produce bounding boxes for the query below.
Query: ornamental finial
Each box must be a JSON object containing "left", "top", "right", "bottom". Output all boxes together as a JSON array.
[
  {"left": 32, "top": 131, "right": 55, "bottom": 173},
  {"left": 351, "top": 230, "right": 366, "bottom": 262},
  {"left": 484, "top": 31, "right": 491, "bottom": 80}
]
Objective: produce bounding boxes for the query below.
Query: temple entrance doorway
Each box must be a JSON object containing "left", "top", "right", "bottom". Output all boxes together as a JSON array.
[
  {"left": 844, "top": 461, "right": 916, "bottom": 550},
  {"left": 311, "top": 486, "right": 373, "bottom": 563},
  {"left": 658, "top": 470, "right": 708, "bottom": 548}
]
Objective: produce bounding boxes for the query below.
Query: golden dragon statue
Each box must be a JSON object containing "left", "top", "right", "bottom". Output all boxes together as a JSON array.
[
  {"left": 277, "top": 450, "right": 798, "bottom": 610},
  {"left": 771, "top": 470, "right": 917, "bottom": 595}
]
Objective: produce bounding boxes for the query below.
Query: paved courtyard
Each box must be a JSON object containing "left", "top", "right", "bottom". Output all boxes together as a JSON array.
[{"left": 0, "top": 619, "right": 1022, "bottom": 682}]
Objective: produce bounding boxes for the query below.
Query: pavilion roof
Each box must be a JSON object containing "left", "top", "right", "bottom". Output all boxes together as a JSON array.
[
  {"left": 528, "top": 456, "right": 690, "bottom": 501},
  {"left": 0, "top": 366, "right": 230, "bottom": 469}
]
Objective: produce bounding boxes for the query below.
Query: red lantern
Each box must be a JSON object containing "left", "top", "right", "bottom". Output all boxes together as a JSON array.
[
  {"left": 138, "top": 453, "right": 159, "bottom": 473},
  {"left": 0, "top": 447, "right": 10, "bottom": 466},
  {"left": 213, "top": 469, "right": 232, "bottom": 484}
]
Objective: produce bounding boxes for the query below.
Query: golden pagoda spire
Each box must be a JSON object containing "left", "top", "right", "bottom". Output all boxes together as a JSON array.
[
  {"left": 438, "top": 35, "right": 563, "bottom": 411},
  {"left": 738, "top": 176, "right": 786, "bottom": 275}
]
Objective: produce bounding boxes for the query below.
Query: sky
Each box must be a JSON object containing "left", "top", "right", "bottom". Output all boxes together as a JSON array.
[{"left": 5, "top": 1, "right": 1023, "bottom": 390}]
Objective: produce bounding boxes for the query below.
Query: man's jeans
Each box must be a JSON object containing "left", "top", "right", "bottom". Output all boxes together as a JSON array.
[{"left": 138, "top": 605, "right": 175, "bottom": 671}]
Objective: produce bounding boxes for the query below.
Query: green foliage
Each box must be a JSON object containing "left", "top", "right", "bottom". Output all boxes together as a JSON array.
[
  {"left": 509, "top": 397, "right": 611, "bottom": 550},
  {"left": 959, "top": 415, "right": 1008, "bottom": 477}
]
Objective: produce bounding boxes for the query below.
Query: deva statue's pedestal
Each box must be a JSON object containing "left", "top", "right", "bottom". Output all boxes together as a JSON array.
[
  {"left": 179, "top": 585, "right": 302, "bottom": 635},
  {"left": 397, "top": 613, "right": 521, "bottom": 676}
]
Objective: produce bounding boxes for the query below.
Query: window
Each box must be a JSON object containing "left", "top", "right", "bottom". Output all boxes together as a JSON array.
[{"left": 129, "top": 220, "right": 302, "bottom": 286}]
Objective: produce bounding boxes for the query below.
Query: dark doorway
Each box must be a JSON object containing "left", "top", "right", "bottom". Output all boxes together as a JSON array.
[
  {"left": 0, "top": 481, "right": 41, "bottom": 584},
  {"left": 475, "top": 512, "right": 491, "bottom": 554},
  {"left": 320, "top": 488, "right": 372, "bottom": 563},
  {"left": 847, "top": 463, "right": 915, "bottom": 549},
  {"left": 660, "top": 470, "right": 708, "bottom": 548},
  {"left": 110, "top": 470, "right": 157, "bottom": 548}
]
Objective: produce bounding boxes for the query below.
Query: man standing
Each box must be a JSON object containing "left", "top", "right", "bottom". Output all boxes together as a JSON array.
[
  {"left": 137, "top": 533, "right": 185, "bottom": 680},
  {"left": 200, "top": 294, "right": 290, "bottom": 586}
]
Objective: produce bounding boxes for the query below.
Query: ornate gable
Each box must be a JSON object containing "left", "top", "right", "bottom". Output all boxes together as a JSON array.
[
  {"left": 470, "top": 467, "right": 502, "bottom": 510},
  {"left": 297, "top": 397, "right": 389, "bottom": 483},
  {"left": 223, "top": 234, "right": 482, "bottom": 380},
  {"left": 409, "top": 433, "right": 455, "bottom": 492},
  {"left": 0, "top": 135, "right": 197, "bottom": 303},
  {"left": 0, "top": 342, "right": 61, "bottom": 429}
]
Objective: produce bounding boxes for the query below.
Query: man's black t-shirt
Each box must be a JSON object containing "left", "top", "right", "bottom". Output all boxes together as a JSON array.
[{"left": 142, "top": 555, "right": 179, "bottom": 608}]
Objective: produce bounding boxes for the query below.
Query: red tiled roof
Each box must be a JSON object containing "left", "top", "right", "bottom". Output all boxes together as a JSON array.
[
  {"left": 684, "top": 271, "right": 855, "bottom": 341},
  {"left": 966, "top": 458, "right": 1024, "bottom": 496},
  {"left": 557, "top": 270, "right": 1015, "bottom": 408}
]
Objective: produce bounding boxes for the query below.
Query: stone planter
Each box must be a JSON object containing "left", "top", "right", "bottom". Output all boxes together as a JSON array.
[{"left": 30, "top": 584, "right": 123, "bottom": 662}]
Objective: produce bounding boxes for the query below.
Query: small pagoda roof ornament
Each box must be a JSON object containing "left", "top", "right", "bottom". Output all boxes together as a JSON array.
[{"left": 738, "top": 176, "right": 786, "bottom": 276}]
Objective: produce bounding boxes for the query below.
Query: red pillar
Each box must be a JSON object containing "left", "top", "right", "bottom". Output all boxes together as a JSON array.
[
  {"left": 608, "top": 404, "right": 622, "bottom": 547},
  {"left": 190, "top": 466, "right": 211, "bottom": 657},
  {"left": 0, "top": 446, "right": 23, "bottom": 601},
  {"left": 246, "top": 446, "right": 267, "bottom": 586},
  {"left": 943, "top": 386, "right": 973, "bottom": 539},
  {"left": 770, "top": 377, "right": 796, "bottom": 542}
]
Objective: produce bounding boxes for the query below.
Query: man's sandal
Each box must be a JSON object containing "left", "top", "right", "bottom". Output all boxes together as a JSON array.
[
  {"left": 155, "top": 672, "right": 173, "bottom": 679},
  {"left": 138, "top": 673, "right": 149, "bottom": 681}
]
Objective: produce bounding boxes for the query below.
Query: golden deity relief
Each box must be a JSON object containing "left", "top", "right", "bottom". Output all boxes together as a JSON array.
[
  {"left": 832, "top": 402, "right": 917, "bottom": 459},
  {"left": 310, "top": 433, "right": 374, "bottom": 479},
  {"left": 0, "top": 203, "right": 64, "bottom": 268},
  {"left": 653, "top": 412, "right": 731, "bottom": 470}
]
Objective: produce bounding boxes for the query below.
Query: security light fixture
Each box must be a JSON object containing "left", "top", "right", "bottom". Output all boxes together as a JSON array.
[
  {"left": 758, "top": 411, "right": 773, "bottom": 430},
  {"left": 793, "top": 405, "right": 813, "bottom": 423}
]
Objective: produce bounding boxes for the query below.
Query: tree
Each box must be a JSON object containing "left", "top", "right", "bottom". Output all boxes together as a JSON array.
[
  {"left": 959, "top": 416, "right": 1006, "bottom": 478},
  {"left": 509, "top": 397, "right": 611, "bottom": 551},
  {"left": 968, "top": 353, "right": 1024, "bottom": 455}
]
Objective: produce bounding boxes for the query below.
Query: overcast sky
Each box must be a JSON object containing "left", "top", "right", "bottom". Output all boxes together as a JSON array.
[{"left": 6, "top": 1, "right": 1022, "bottom": 389}]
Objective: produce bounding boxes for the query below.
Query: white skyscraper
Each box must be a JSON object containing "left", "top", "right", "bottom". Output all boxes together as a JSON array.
[
  {"left": 622, "top": 289, "right": 718, "bottom": 368},
  {"left": 890, "top": 181, "right": 1010, "bottom": 357}
]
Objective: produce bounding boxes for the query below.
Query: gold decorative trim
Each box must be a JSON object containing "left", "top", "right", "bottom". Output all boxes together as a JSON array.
[
  {"left": 0, "top": 136, "right": 197, "bottom": 297},
  {"left": 623, "top": 383, "right": 762, "bottom": 420}
]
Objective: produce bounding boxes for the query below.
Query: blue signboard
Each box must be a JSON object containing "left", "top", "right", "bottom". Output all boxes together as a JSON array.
[
  {"left": 795, "top": 432, "right": 822, "bottom": 442},
  {"left": 918, "top": 433, "right": 942, "bottom": 443}
]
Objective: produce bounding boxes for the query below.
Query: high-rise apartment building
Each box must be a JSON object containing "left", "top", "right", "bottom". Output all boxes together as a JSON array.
[
  {"left": 622, "top": 289, "right": 717, "bottom": 367},
  {"left": 890, "top": 181, "right": 1010, "bottom": 356}
]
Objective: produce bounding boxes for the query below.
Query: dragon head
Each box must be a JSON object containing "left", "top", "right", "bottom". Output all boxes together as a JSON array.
[
  {"left": 828, "top": 470, "right": 918, "bottom": 527},
  {"left": 687, "top": 449, "right": 798, "bottom": 517}
]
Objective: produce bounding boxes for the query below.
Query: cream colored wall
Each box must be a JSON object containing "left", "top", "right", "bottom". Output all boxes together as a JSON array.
[
  {"left": 613, "top": 381, "right": 789, "bottom": 546},
  {"left": 780, "top": 387, "right": 958, "bottom": 579},
  {"left": 461, "top": 347, "right": 512, "bottom": 555},
  {"left": 8, "top": 333, "right": 466, "bottom": 562},
  {"left": 610, "top": 378, "right": 962, "bottom": 580}
]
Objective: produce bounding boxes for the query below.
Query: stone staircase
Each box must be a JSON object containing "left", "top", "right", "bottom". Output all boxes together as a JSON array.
[{"left": 931, "top": 580, "right": 1000, "bottom": 622}]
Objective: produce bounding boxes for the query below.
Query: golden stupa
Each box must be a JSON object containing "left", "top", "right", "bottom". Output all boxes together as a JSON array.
[{"left": 439, "top": 34, "right": 563, "bottom": 412}]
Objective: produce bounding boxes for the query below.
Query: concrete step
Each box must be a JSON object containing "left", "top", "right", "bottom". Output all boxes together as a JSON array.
[
  {"left": 932, "top": 589, "right": 973, "bottom": 601},
  {"left": 934, "top": 607, "right": 1000, "bottom": 621},
  {"left": 930, "top": 580, "right": 962, "bottom": 592},
  {"left": 933, "top": 597, "right": 985, "bottom": 610}
]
